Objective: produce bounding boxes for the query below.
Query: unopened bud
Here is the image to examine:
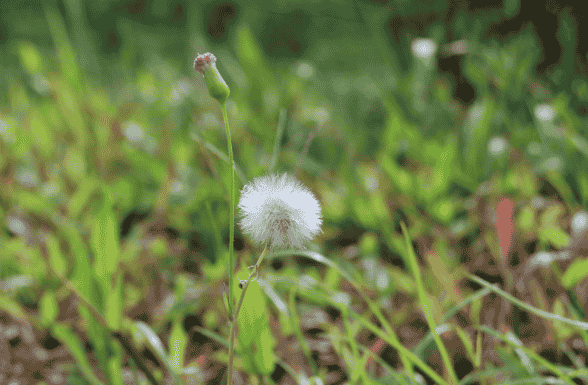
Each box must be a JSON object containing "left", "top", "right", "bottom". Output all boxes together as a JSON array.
[{"left": 194, "top": 52, "right": 230, "bottom": 103}]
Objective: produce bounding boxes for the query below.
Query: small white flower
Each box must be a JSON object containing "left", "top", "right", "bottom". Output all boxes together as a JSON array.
[
  {"left": 238, "top": 173, "right": 322, "bottom": 249},
  {"left": 411, "top": 38, "right": 437, "bottom": 59},
  {"left": 535, "top": 104, "right": 555, "bottom": 122}
]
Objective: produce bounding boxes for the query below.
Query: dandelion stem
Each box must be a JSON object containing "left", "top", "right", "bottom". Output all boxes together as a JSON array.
[
  {"left": 228, "top": 244, "right": 269, "bottom": 384},
  {"left": 220, "top": 100, "right": 235, "bottom": 318},
  {"left": 220, "top": 100, "right": 237, "bottom": 385}
]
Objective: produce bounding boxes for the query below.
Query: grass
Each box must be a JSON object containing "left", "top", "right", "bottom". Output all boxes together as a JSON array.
[{"left": 1, "top": 1, "right": 588, "bottom": 384}]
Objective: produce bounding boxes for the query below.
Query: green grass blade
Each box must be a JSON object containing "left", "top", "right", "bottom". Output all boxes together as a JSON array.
[
  {"left": 269, "top": 249, "right": 417, "bottom": 379},
  {"left": 52, "top": 323, "right": 104, "bottom": 385},
  {"left": 478, "top": 325, "right": 575, "bottom": 385},
  {"left": 413, "top": 287, "right": 492, "bottom": 357},
  {"left": 401, "top": 222, "right": 459, "bottom": 384},
  {"left": 191, "top": 132, "right": 248, "bottom": 185},
  {"left": 135, "top": 321, "right": 183, "bottom": 385},
  {"left": 468, "top": 274, "right": 588, "bottom": 329},
  {"left": 269, "top": 108, "right": 287, "bottom": 173}
]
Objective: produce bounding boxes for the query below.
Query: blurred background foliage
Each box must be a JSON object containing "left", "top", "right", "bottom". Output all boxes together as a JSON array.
[{"left": 2, "top": 0, "right": 588, "bottom": 384}]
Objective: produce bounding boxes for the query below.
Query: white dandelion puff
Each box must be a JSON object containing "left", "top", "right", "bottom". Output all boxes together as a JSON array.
[{"left": 238, "top": 173, "right": 322, "bottom": 249}]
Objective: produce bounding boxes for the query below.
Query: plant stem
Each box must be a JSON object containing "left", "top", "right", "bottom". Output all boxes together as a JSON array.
[
  {"left": 220, "top": 101, "right": 236, "bottom": 317},
  {"left": 228, "top": 244, "right": 269, "bottom": 384},
  {"left": 221, "top": 100, "right": 237, "bottom": 384}
]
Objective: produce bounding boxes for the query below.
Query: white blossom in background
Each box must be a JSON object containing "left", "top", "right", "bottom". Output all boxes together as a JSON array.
[
  {"left": 16, "top": 169, "right": 39, "bottom": 188},
  {"left": 571, "top": 211, "right": 588, "bottom": 237},
  {"left": 534, "top": 104, "right": 555, "bottom": 122},
  {"left": 122, "top": 122, "right": 144, "bottom": 143},
  {"left": 295, "top": 61, "right": 314, "bottom": 79},
  {"left": 411, "top": 38, "right": 437, "bottom": 59},
  {"left": 488, "top": 136, "right": 507, "bottom": 156},
  {"left": 238, "top": 173, "right": 322, "bottom": 249}
]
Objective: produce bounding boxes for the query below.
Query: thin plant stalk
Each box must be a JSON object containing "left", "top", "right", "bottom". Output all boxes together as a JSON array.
[
  {"left": 220, "top": 100, "right": 236, "bottom": 319},
  {"left": 228, "top": 244, "right": 270, "bottom": 384},
  {"left": 219, "top": 100, "right": 237, "bottom": 385}
]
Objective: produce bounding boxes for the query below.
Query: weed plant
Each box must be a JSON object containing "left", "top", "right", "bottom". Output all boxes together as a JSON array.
[{"left": 2, "top": 2, "right": 588, "bottom": 385}]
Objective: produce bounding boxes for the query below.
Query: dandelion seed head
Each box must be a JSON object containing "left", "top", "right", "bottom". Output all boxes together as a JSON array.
[{"left": 238, "top": 173, "right": 322, "bottom": 249}]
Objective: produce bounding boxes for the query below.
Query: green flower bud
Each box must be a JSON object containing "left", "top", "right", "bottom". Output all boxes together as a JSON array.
[{"left": 194, "top": 52, "right": 230, "bottom": 103}]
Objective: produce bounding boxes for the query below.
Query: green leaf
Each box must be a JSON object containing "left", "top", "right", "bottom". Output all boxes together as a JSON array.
[
  {"left": 68, "top": 177, "right": 99, "bottom": 219},
  {"left": 0, "top": 295, "right": 28, "bottom": 322},
  {"left": 29, "top": 109, "right": 53, "bottom": 158},
  {"left": 136, "top": 321, "right": 167, "bottom": 359},
  {"left": 380, "top": 153, "right": 414, "bottom": 195},
  {"left": 52, "top": 323, "right": 104, "bottom": 385},
  {"left": 454, "top": 326, "right": 475, "bottom": 363},
  {"left": 233, "top": 269, "right": 266, "bottom": 347},
  {"left": 562, "top": 258, "right": 588, "bottom": 289},
  {"left": 40, "top": 290, "right": 59, "bottom": 328},
  {"left": 516, "top": 206, "right": 535, "bottom": 232},
  {"left": 135, "top": 321, "right": 183, "bottom": 385},
  {"left": 92, "top": 189, "right": 120, "bottom": 297},
  {"left": 107, "top": 339, "right": 124, "bottom": 385},
  {"left": 169, "top": 319, "right": 188, "bottom": 374},
  {"left": 106, "top": 273, "right": 123, "bottom": 331},
  {"left": 553, "top": 299, "right": 574, "bottom": 341},
  {"left": 17, "top": 42, "right": 43, "bottom": 74},
  {"left": 540, "top": 225, "right": 571, "bottom": 249},
  {"left": 46, "top": 233, "right": 67, "bottom": 277},
  {"left": 462, "top": 99, "right": 495, "bottom": 177},
  {"left": 45, "top": 6, "right": 81, "bottom": 89}
]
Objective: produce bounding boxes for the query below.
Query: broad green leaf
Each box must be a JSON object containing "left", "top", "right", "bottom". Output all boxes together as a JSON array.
[
  {"left": 253, "top": 325, "right": 276, "bottom": 375},
  {"left": 232, "top": 269, "right": 266, "bottom": 347},
  {"left": 232, "top": 267, "right": 277, "bottom": 375}
]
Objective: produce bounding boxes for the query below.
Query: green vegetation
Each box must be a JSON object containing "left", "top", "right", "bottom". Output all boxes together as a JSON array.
[{"left": 1, "top": 0, "right": 588, "bottom": 384}]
